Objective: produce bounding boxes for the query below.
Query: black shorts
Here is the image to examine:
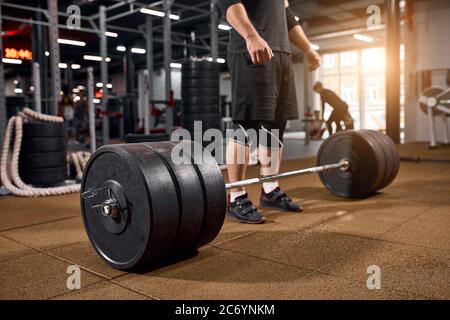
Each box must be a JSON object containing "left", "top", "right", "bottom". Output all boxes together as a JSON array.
[
  {"left": 228, "top": 51, "right": 299, "bottom": 122},
  {"left": 228, "top": 119, "right": 287, "bottom": 149}
]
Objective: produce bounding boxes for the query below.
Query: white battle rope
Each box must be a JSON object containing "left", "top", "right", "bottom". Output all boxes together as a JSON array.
[{"left": 0, "top": 108, "right": 90, "bottom": 197}]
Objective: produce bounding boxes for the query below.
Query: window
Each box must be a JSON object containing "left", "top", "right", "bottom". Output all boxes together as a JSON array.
[
  {"left": 365, "top": 78, "right": 380, "bottom": 103},
  {"left": 342, "top": 83, "right": 357, "bottom": 104},
  {"left": 323, "top": 53, "right": 337, "bottom": 69},
  {"left": 319, "top": 47, "right": 386, "bottom": 131},
  {"left": 340, "top": 51, "right": 358, "bottom": 67}
]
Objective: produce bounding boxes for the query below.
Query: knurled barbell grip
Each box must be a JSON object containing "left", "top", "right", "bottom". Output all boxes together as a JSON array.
[{"left": 225, "top": 160, "right": 349, "bottom": 190}]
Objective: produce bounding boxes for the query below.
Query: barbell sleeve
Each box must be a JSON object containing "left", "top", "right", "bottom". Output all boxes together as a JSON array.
[{"left": 225, "top": 160, "right": 349, "bottom": 190}]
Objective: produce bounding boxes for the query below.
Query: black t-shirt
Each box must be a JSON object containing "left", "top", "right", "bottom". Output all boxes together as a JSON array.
[{"left": 218, "top": 0, "right": 291, "bottom": 54}]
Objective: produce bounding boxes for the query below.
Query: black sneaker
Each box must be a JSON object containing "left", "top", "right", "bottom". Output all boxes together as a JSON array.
[
  {"left": 227, "top": 193, "right": 265, "bottom": 224},
  {"left": 260, "top": 187, "right": 303, "bottom": 212}
]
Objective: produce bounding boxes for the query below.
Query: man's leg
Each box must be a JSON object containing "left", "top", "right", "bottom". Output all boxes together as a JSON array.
[
  {"left": 326, "top": 118, "right": 334, "bottom": 135},
  {"left": 258, "top": 124, "right": 283, "bottom": 193},
  {"left": 258, "top": 121, "right": 303, "bottom": 212},
  {"left": 226, "top": 122, "right": 265, "bottom": 224},
  {"left": 327, "top": 110, "right": 338, "bottom": 135},
  {"left": 226, "top": 139, "right": 249, "bottom": 201}
]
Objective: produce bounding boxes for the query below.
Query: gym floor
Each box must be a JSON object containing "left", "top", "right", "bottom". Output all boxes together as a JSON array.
[{"left": 1, "top": 142, "right": 449, "bottom": 300}]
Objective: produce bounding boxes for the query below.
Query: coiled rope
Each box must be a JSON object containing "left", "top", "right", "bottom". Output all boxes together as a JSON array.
[{"left": 0, "top": 108, "right": 90, "bottom": 197}]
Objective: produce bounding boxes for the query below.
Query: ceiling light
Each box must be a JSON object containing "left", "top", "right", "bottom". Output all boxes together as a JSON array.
[
  {"left": 353, "top": 34, "right": 373, "bottom": 43},
  {"left": 83, "top": 55, "right": 102, "bottom": 61},
  {"left": 295, "top": 16, "right": 300, "bottom": 22},
  {"left": 96, "top": 82, "right": 103, "bottom": 88},
  {"left": 131, "top": 48, "right": 146, "bottom": 54},
  {"left": 106, "top": 83, "right": 113, "bottom": 89},
  {"left": 218, "top": 24, "right": 232, "bottom": 31},
  {"left": 170, "top": 63, "right": 182, "bottom": 69},
  {"left": 116, "top": 45, "right": 126, "bottom": 52},
  {"left": 93, "top": 98, "right": 101, "bottom": 104},
  {"left": 216, "top": 58, "right": 226, "bottom": 64},
  {"left": 83, "top": 55, "right": 111, "bottom": 62},
  {"left": 105, "top": 31, "right": 118, "bottom": 38},
  {"left": 71, "top": 64, "right": 81, "bottom": 70},
  {"left": 2, "top": 58, "right": 22, "bottom": 64},
  {"left": 57, "top": 38, "right": 86, "bottom": 46},
  {"left": 58, "top": 63, "right": 68, "bottom": 69},
  {"left": 140, "top": 8, "right": 165, "bottom": 17},
  {"left": 140, "top": 8, "right": 180, "bottom": 20},
  {"left": 14, "top": 88, "right": 23, "bottom": 94},
  {"left": 45, "top": 51, "right": 50, "bottom": 56}
]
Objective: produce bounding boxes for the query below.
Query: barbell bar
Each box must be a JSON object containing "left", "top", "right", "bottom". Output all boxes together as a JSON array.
[
  {"left": 80, "top": 130, "right": 400, "bottom": 270},
  {"left": 225, "top": 159, "right": 350, "bottom": 190}
]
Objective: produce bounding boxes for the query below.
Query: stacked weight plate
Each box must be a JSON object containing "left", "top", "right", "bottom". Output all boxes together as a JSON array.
[
  {"left": 182, "top": 60, "right": 222, "bottom": 136},
  {"left": 125, "top": 133, "right": 170, "bottom": 143},
  {"left": 81, "top": 141, "right": 226, "bottom": 270},
  {"left": 19, "top": 122, "right": 67, "bottom": 186}
]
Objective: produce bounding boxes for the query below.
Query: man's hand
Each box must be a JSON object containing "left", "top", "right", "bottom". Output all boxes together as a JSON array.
[
  {"left": 305, "top": 48, "right": 321, "bottom": 71},
  {"left": 246, "top": 34, "right": 274, "bottom": 64}
]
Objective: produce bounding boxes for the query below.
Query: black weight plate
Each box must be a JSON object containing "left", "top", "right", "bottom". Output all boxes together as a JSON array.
[
  {"left": 22, "top": 137, "right": 66, "bottom": 153},
  {"left": 182, "top": 60, "right": 220, "bottom": 71},
  {"left": 143, "top": 142, "right": 205, "bottom": 253},
  {"left": 358, "top": 130, "right": 387, "bottom": 193},
  {"left": 379, "top": 133, "right": 400, "bottom": 189},
  {"left": 182, "top": 69, "right": 219, "bottom": 80},
  {"left": 182, "top": 87, "right": 219, "bottom": 97},
  {"left": 367, "top": 131, "right": 395, "bottom": 191},
  {"left": 183, "top": 105, "right": 220, "bottom": 115},
  {"left": 20, "top": 166, "right": 67, "bottom": 185},
  {"left": 174, "top": 140, "right": 226, "bottom": 247},
  {"left": 182, "top": 79, "right": 219, "bottom": 89},
  {"left": 125, "top": 133, "right": 170, "bottom": 143},
  {"left": 316, "top": 131, "right": 379, "bottom": 198},
  {"left": 20, "top": 151, "right": 67, "bottom": 169},
  {"left": 183, "top": 96, "right": 220, "bottom": 106},
  {"left": 23, "top": 122, "right": 66, "bottom": 138},
  {"left": 81, "top": 144, "right": 179, "bottom": 270}
]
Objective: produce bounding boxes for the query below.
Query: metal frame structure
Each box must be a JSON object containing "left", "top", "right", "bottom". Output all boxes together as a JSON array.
[
  {"left": 0, "top": 4, "right": 5, "bottom": 150},
  {"left": 163, "top": 0, "right": 173, "bottom": 133},
  {"left": 32, "top": 62, "right": 42, "bottom": 113},
  {"left": 0, "top": 0, "right": 227, "bottom": 141},
  {"left": 99, "top": 5, "right": 109, "bottom": 144},
  {"left": 385, "top": 0, "right": 401, "bottom": 143},
  {"left": 47, "top": 0, "right": 61, "bottom": 116}
]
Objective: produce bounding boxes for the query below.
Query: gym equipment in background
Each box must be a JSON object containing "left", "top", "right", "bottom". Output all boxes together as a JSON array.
[
  {"left": 182, "top": 59, "right": 222, "bottom": 136},
  {"left": 19, "top": 122, "right": 67, "bottom": 186},
  {"left": 418, "top": 86, "right": 450, "bottom": 148}
]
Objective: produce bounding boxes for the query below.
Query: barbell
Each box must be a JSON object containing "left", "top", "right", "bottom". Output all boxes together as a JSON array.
[{"left": 80, "top": 130, "right": 400, "bottom": 270}]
